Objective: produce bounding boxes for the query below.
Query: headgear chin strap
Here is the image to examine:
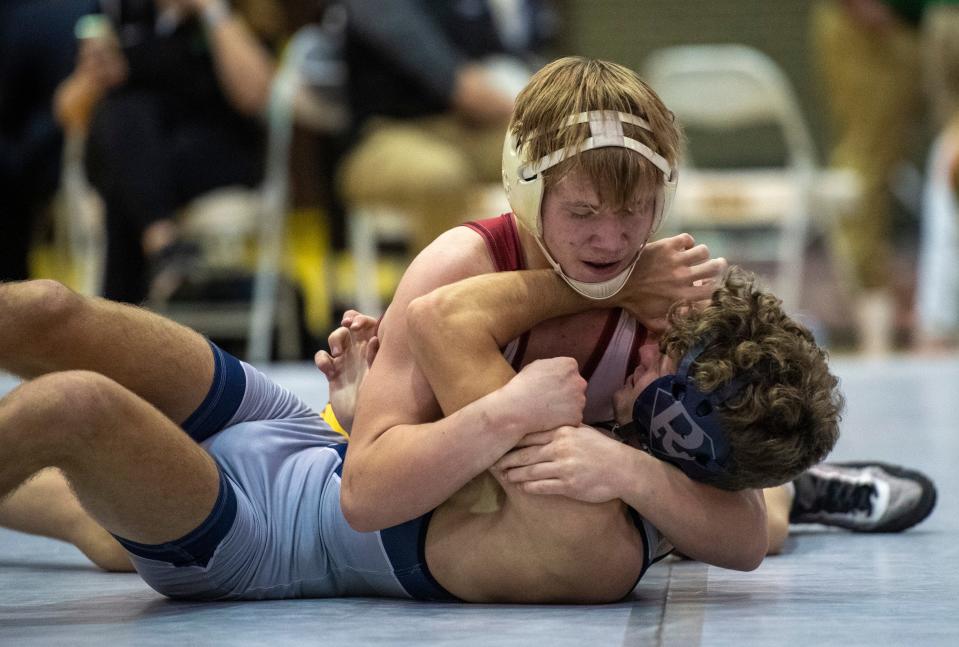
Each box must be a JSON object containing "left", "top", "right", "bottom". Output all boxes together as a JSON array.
[
  {"left": 529, "top": 235, "right": 639, "bottom": 300},
  {"left": 501, "top": 110, "right": 678, "bottom": 300},
  {"left": 626, "top": 336, "right": 750, "bottom": 484}
]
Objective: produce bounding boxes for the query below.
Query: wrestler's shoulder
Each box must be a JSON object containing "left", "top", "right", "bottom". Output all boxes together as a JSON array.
[{"left": 398, "top": 226, "right": 496, "bottom": 294}]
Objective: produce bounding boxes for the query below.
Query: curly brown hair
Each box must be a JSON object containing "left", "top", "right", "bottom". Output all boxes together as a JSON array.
[{"left": 659, "top": 267, "right": 844, "bottom": 490}]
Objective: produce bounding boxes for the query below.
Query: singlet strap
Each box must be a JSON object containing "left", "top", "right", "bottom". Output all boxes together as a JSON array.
[
  {"left": 581, "top": 309, "right": 624, "bottom": 381},
  {"left": 625, "top": 321, "right": 648, "bottom": 379},
  {"left": 462, "top": 212, "right": 526, "bottom": 272}
]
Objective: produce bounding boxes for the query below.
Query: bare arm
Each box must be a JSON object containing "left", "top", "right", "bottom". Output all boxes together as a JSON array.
[
  {"left": 53, "top": 29, "right": 128, "bottom": 135},
  {"left": 191, "top": 0, "right": 276, "bottom": 116},
  {"left": 408, "top": 234, "right": 725, "bottom": 415},
  {"left": 339, "top": 0, "right": 512, "bottom": 122},
  {"left": 342, "top": 229, "right": 584, "bottom": 531},
  {"left": 406, "top": 269, "right": 579, "bottom": 414},
  {"left": 343, "top": 232, "right": 725, "bottom": 533},
  {"left": 410, "top": 237, "right": 767, "bottom": 570},
  {"left": 616, "top": 444, "right": 768, "bottom": 570},
  {"left": 495, "top": 428, "right": 767, "bottom": 570}
]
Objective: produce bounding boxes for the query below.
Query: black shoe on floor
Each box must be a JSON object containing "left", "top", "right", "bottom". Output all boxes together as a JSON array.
[{"left": 789, "top": 462, "right": 937, "bottom": 532}]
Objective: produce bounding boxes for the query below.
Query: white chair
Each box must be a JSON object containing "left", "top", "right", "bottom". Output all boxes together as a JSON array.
[
  {"left": 57, "top": 133, "right": 106, "bottom": 297},
  {"left": 347, "top": 207, "right": 411, "bottom": 318},
  {"left": 644, "top": 44, "right": 857, "bottom": 311},
  {"left": 154, "top": 21, "right": 348, "bottom": 363},
  {"left": 243, "top": 19, "right": 348, "bottom": 362}
]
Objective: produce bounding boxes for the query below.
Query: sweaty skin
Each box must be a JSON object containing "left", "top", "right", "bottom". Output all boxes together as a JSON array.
[
  {"left": 334, "top": 191, "right": 767, "bottom": 600},
  {"left": 321, "top": 312, "right": 647, "bottom": 603},
  {"left": 340, "top": 174, "right": 749, "bottom": 534},
  {"left": 402, "top": 264, "right": 768, "bottom": 596},
  {"left": 322, "top": 262, "right": 766, "bottom": 603}
]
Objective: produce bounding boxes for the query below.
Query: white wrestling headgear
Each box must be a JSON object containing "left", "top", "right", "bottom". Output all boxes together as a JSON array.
[{"left": 502, "top": 110, "right": 678, "bottom": 299}]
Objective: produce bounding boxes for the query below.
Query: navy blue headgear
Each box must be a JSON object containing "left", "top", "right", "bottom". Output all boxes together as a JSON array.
[{"left": 626, "top": 335, "right": 750, "bottom": 484}]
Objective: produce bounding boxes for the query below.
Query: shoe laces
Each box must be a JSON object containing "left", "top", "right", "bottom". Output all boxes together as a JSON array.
[{"left": 813, "top": 476, "right": 876, "bottom": 516}]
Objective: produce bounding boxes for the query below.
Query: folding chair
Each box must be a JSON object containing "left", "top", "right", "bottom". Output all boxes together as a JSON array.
[
  {"left": 59, "top": 18, "right": 349, "bottom": 363},
  {"left": 644, "top": 44, "right": 854, "bottom": 310}
]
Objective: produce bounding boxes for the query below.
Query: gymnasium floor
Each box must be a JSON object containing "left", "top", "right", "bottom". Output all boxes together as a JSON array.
[{"left": 0, "top": 355, "right": 956, "bottom": 646}]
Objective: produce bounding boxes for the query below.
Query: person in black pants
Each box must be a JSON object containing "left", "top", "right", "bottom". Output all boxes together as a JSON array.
[
  {"left": 0, "top": 0, "right": 98, "bottom": 282},
  {"left": 65, "top": 0, "right": 276, "bottom": 303}
]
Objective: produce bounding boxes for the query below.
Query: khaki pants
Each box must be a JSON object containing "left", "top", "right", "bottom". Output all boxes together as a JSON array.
[
  {"left": 812, "top": 1, "right": 922, "bottom": 290},
  {"left": 922, "top": 4, "right": 959, "bottom": 129},
  {"left": 336, "top": 114, "right": 507, "bottom": 253}
]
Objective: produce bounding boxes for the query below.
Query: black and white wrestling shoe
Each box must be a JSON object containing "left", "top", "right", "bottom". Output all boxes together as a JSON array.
[{"left": 789, "top": 462, "right": 937, "bottom": 532}]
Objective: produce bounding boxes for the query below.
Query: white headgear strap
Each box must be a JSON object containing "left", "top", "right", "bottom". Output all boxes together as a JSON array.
[{"left": 520, "top": 111, "right": 672, "bottom": 180}]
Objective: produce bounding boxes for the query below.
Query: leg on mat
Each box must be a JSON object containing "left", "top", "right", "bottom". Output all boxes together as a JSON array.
[
  {"left": 0, "top": 370, "right": 220, "bottom": 545},
  {"left": 0, "top": 468, "right": 132, "bottom": 571}
]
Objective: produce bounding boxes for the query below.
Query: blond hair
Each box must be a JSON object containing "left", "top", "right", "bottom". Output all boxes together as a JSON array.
[
  {"left": 510, "top": 56, "right": 682, "bottom": 209},
  {"left": 660, "top": 268, "right": 844, "bottom": 490}
]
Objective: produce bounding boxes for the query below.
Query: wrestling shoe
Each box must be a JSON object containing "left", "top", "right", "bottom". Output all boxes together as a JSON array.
[{"left": 789, "top": 462, "right": 937, "bottom": 532}]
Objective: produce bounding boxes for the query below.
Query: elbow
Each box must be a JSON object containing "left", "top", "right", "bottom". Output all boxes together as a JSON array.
[
  {"left": 738, "top": 542, "right": 767, "bottom": 572},
  {"left": 702, "top": 489, "right": 768, "bottom": 572},
  {"left": 719, "top": 533, "right": 766, "bottom": 573},
  {"left": 339, "top": 473, "right": 381, "bottom": 533},
  {"left": 734, "top": 499, "right": 769, "bottom": 572},
  {"left": 407, "top": 291, "right": 441, "bottom": 327},
  {"left": 406, "top": 291, "right": 452, "bottom": 346}
]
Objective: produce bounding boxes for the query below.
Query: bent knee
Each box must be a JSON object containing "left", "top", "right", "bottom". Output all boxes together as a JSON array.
[
  {"left": 1, "top": 371, "right": 130, "bottom": 466},
  {"left": 21, "top": 370, "right": 128, "bottom": 435},
  {"left": 338, "top": 133, "right": 473, "bottom": 204},
  {"left": 15, "top": 279, "right": 83, "bottom": 327},
  {"left": 51, "top": 368, "right": 127, "bottom": 412}
]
